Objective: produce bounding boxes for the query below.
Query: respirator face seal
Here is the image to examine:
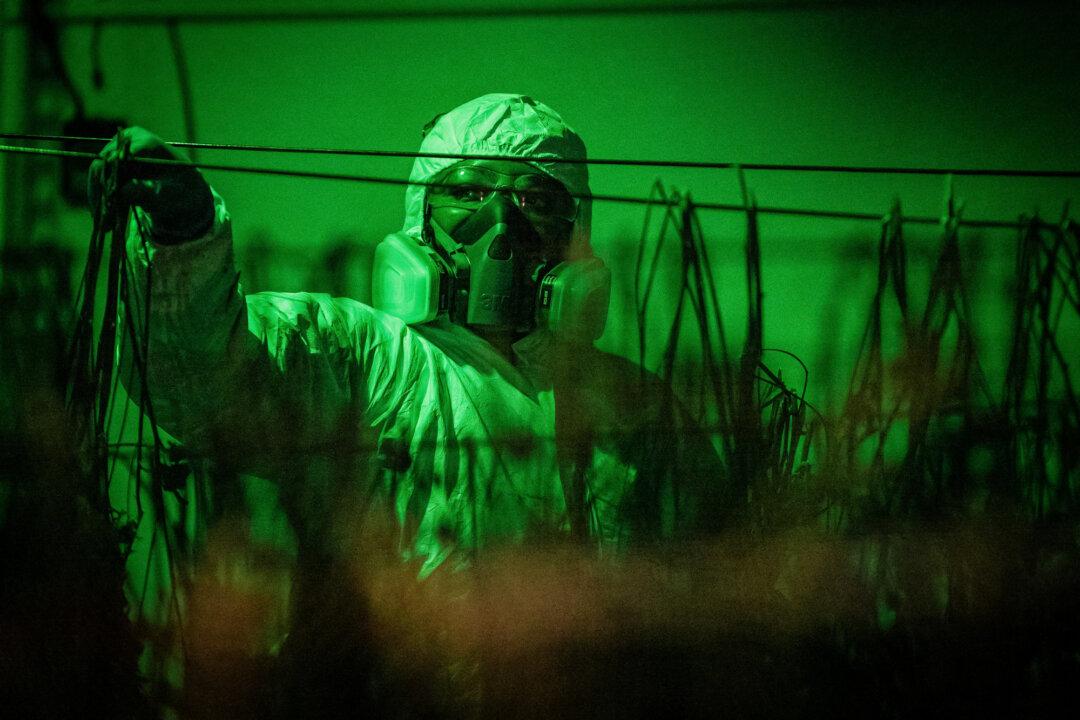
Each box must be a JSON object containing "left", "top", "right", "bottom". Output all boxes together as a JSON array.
[
  {"left": 425, "top": 161, "right": 576, "bottom": 333},
  {"left": 426, "top": 162, "right": 576, "bottom": 261},
  {"left": 371, "top": 160, "right": 611, "bottom": 343}
]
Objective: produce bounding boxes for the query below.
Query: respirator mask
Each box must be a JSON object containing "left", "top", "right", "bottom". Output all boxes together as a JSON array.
[{"left": 373, "top": 163, "right": 611, "bottom": 343}]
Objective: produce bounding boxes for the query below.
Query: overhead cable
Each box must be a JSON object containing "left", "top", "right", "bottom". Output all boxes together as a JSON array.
[
  {"left": 3, "top": 132, "right": 1079, "bottom": 179},
  {"left": 0, "top": 142, "right": 1057, "bottom": 230},
  {"left": 5, "top": 2, "right": 919, "bottom": 27}
]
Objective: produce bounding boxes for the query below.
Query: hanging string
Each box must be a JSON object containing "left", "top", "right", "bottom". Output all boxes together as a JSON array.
[
  {"left": 4, "top": 131, "right": 1079, "bottom": 178},
  {"left": 165, "top": 22, "right": 199, "bottom": 162},
  {"left": 0, "top": 141, "right": 1055, "bottom": 230}
]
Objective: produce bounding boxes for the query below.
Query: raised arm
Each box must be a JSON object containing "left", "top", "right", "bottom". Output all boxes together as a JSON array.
[{"left": 92, "top": 128, "right": 392, "bottom": 479}]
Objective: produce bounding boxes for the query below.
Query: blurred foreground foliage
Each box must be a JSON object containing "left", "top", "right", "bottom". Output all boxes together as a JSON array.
[{"left": 2, "top": 197, "right": 1078, "bottom": 718}]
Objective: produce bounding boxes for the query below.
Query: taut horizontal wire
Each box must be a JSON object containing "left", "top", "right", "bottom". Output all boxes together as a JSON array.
[
  {"left": 1, "top": 1, "right": 928, "bottom": 27},
  {"left": 4, "top": 131, "right": 1079, "bottom": 178},
  {"left": 0, "top": 142, "right": 1050, "bottom": 229}
]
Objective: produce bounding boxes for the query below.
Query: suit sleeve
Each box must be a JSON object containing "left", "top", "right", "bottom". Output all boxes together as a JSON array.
[{"left": 120, "top": 190, "right": 417, "bottom": 479}]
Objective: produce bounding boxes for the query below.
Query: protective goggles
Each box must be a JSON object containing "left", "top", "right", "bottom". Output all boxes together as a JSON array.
[{"left": 427, "top": 165, "right": 578, "bottom": 223}]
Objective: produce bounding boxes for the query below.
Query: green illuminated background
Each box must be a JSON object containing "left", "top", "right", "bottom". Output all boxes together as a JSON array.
[
  {"left": 2, "top": 0, "right": 1079, "bottom": 717},
  {"left": 4, "top": 1, "right": 1077, "bottom": 401}
]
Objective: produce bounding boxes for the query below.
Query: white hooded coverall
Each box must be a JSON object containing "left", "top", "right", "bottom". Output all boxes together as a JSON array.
[{"left": 123, "top": 94, "right": 723, "bottom": 578}]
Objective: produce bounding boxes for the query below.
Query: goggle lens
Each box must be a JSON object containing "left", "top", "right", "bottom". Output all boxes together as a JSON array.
[{"left": 429, "top": 166, "right": 577, "bottom": 223}]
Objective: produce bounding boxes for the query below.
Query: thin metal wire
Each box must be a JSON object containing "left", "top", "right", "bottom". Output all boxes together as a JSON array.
[
  {"left": 0, "top": 141, "right": 1050, "bottom": 229},
  {"left": 4, "top": 131, "right": 1079, "bottom": 178},
  {"left": 2, "top": 2, "right": 917, "bottom": 27},
  {"left": 165, "top": 22, "right": 198, "bottom": 161}
]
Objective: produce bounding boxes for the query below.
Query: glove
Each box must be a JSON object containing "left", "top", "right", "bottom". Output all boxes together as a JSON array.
[{"left": 88, "top": 126, "right": 214, "bottom": 244}]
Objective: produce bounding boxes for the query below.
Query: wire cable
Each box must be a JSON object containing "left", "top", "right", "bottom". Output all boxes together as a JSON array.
[
  {"left": 165, "top": 21, "right": 198, "bottom": 161},
  {"left": 0, "top": 141, "right": 1060, "bottom": 229},
  {"left": 5, "top": 2, "right": 936, "bottom": 27},
  {"left": 4, "top": 131, "right": 1079, "bottom": 178}
]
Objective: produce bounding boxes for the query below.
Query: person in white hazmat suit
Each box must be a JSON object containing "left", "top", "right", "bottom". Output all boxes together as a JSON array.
[
  {"left": 91, "top": 93, "right": 733, "bottom": 717},
  {"left": 93, "top": 93, "right": 728, "bottom": 583}
]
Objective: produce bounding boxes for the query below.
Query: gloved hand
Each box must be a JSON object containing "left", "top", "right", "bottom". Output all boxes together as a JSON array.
[{"left": 88, "top": 126, "right": 214, "bottom": 244}]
